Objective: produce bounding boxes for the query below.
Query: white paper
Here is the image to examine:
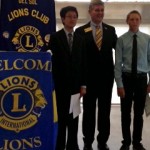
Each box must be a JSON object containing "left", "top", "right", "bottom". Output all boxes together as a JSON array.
[
  {"left": 47, "top": 49, "right": 53, "bottom": 55},
  {"left": 69, "top": 93, "right": 81, "bottom": 118},
  {"left": 145, "top": 94, "right": 150, "bottom": 117}
]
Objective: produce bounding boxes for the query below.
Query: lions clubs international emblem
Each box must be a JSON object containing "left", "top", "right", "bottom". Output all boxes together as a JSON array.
[
  {"left": 0, "top": 75, "right": 47, "bottom": 133},
  {"left": 12, "top": 25, "right": 44, "bottom": 52}
]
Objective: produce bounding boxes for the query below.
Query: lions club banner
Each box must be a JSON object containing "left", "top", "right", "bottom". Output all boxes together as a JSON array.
[
  {"left": 0, "top": 52, "right": 58, "bottom": 150},
  {"left": 0, "top": 0, "right": 56, "bottom": 52}
]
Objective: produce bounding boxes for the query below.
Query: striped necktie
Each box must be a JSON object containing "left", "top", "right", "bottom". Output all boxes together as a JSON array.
[{"left": 95, "top": 26, "right": 102, "bottom": 49}]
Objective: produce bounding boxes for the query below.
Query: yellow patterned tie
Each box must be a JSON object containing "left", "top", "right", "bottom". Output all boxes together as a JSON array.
[{"left": 95, "top": 26, "right": 102, "bottom": 49}]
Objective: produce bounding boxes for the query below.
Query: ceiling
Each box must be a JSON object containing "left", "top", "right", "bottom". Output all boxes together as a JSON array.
[{"left": 55, "top": 1, "right": 150, "bottom": 24}]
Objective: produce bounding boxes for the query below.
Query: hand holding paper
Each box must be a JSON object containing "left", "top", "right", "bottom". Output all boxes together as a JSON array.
[
  {"left": 69, "top": 93, "right": 81, "bottom": 118},
  {"left": 145, "top": 94, "right": 150, "bottom": 117}
]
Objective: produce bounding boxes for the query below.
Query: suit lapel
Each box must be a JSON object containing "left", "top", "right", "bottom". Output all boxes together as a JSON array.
[
  {"left": 72, "top": 32, "right": 80, "bottom": 54},
  {"left": 101, "top": 23, "right": 108, "bottom": 48},
  {"left": 84, "top": 23, "right": 95, "bottom": 44},
  {"left": 59, "top": 29, "right": 70, "bottom": 53}
]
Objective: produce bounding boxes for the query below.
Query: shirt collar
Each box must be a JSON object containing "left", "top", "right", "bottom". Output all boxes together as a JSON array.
[
  {"left": 63, "top": 28, "right": 74, "bottom": 36},
  {"left": 128, "top": 30, "right": 140, "bottom": 37},
  {"left": 90, "top": 21, "right": 102, "bottom": 29}
]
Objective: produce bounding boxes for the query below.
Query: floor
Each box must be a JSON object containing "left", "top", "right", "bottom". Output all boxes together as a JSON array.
[{"left": 78, "top": 105, "right": 150, "bottom": 150}]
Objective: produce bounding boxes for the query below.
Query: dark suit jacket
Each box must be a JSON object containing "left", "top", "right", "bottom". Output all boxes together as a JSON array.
[
  {"left": 76, "top": 22, "right": 117, "bottom": 87},
  {"left": 48, "top": 29, "right": 86, "bottom": 111}
]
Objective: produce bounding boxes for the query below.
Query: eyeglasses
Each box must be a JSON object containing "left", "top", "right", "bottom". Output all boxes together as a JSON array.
[{"left": 65, "top": 16, "right": 78, "bottom": 19}]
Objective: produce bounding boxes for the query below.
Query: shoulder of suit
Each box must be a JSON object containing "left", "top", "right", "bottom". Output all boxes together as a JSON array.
[
  {"left": 57, "top": 29, "right": 65, "bottom": 34},
  {"left": 74, "top": 32, "right": 84, "bottom": 39},
  {"left": 76, "top": 23, "right": 91, "bottom": 33},
  {"left": 52, "top": 29, "right": 65, "bottom": 37},
  {"left": 102, "top": 22, "right": 116, "bottom": 30},
  {"left": 50, "top": 29, "right": 66, "bottom": 42}
]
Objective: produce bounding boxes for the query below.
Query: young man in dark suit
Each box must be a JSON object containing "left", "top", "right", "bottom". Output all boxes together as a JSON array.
[
  {"left": 48, "top": 6, "right": 87, "bottom": 150},
  {"left": 76, "top": 0, "right": 117, "bottom": 150}
]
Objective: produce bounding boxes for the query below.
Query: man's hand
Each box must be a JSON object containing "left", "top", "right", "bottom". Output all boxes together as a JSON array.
[
  {"left": 80, "top": 87, "right": 86, "bottom": 98},
  {"left": 147, "top": 84, "right": 150, "bottom": 93},
  {"left": 117, "top": 87, "right": 125, "bottom": 98}
]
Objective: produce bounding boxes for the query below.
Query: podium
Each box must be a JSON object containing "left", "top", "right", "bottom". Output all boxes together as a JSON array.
[{"left": 0, "top": 52, "right": 57, "bottom": 150}]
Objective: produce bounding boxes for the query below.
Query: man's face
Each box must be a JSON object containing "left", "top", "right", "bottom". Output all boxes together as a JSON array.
[
  {"left": 89, "top": 4, "right": 104, "bottom": 24},
  {"left": 127, "top": 13, "right": 141, "bottom": 32},
  {"left": 62, "top": 11, "right": 77, "bottom": 29}
]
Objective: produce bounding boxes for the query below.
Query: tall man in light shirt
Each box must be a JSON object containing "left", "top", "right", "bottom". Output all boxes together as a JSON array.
[{"left": 115, "top": 10, "right": 150, "bottom": 150}]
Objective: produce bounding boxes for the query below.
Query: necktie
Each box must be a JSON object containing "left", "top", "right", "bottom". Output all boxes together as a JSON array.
[
  {"left": 95, "top": 26, "right": 102, "bottom": 49},
  {"left": 131, "top": 34, "right": 137, "bottom": 76},
  {"left": 68, "top": 33, "right": 73, "bottom": 51}
]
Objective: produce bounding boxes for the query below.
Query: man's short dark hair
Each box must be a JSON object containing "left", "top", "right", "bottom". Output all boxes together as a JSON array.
[{"left": 60, "top": 6, "right": 78, "bottom": 18}]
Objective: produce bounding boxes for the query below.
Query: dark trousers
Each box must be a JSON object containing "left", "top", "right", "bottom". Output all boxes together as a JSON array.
[
  {"left": 55, "top": 113, "right": 79, "bottom": 150},
  {"left": 82, "top": 77, "right": 113, "bottom": 145},
  {"left": 55, "top": 91, "right": 79, "bottom": 150},
  {"left": 121, "top": 73, "right": 147, "bottom": 146}
]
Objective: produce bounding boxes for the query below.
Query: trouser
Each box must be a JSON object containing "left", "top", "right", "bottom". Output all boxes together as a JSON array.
[
  {"left": 55, "top": 113, "right": 79, "bottom": 150},
  {"left": 55, "top": 90, "right": 79, "bottom": 150},
  {"left": 121, "top": 72, "right": 147, "bottom": 146},
  {"left": 82, "top": 77, "right": 113, "bottom": 145}
]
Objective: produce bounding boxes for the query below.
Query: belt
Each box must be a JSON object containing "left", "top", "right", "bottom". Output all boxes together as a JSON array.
[{"left": 122, "top": 72, "right": 147, "bottom": 77}]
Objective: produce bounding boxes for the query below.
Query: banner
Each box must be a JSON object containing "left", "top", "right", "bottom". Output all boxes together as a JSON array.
[
  {"left": 0, "top": 52, "right": 58, "bottom": 150},
  {"left": 0, "top": 0, "right": 56, "bottom": 52}
]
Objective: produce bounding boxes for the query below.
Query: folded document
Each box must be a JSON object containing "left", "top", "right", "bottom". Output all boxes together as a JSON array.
[
  {"left": 145, "top": 94, "right": 150, "bottom": 117},
  {"left": 69, "top": 93, "right": 81, "bottom": 118}
]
